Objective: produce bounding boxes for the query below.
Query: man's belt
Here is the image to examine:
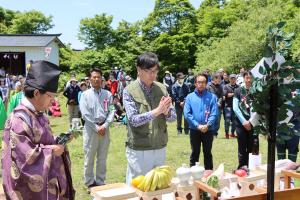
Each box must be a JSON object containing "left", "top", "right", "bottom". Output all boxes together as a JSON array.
[{"left": 96, "top": 121, "right": 105, "bottom": 126}]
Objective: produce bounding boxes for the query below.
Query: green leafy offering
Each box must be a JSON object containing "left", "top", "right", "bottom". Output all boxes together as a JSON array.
[
  {"left": 206, "top": 175, "right": 219, "bottom": 189},
  {"left": 56, "top": 129, "right": 82, "bottom": 145},
  {"left": 250, "top": 22, "right": 300, "bottom": 142}
]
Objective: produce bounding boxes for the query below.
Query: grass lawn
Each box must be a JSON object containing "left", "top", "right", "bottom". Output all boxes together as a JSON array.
[{"left": 1, "top": 94, "right": 300, "bottom": 199}]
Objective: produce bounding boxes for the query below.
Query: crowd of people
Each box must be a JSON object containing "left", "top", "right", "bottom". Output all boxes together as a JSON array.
[
  {"left": 62, "top": 52, "right": 299, "bottom": 191},
  {"left": 1, "top": 52, "right": 299, "bottom": 199},
  {"left": 165, "top": 66, "right": 261, "bottom": 170},
  {"left": 163, "top": 67, "right": 246, "bottom": 139},
  {"left": 0, "top": 72, "right": 26, "bottom": 129},
  {"left": 62, "top": 67, "right": 133, "bottom": 128}
]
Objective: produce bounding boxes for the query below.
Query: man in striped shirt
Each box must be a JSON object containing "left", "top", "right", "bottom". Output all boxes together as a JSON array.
[{"left": 123, "top": 52, "right": 176, "bottom": 184}]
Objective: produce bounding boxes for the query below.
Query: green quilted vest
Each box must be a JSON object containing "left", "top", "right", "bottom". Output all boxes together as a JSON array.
[{"left": 126, "top": 80, "right": 168, "bottom": 150}]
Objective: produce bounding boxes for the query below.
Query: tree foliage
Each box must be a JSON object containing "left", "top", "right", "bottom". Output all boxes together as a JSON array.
[
  {"left": 141, "top": 0, "right": 197, "bottom": 74},
  {"left": 0, "top": 7, "right": 53, "bottom": 34},
  {"left": 142, "top": 0, "right": 196, "bottom": 39},
  {"left": 195, "top": 0, "right": 300, "bottom": 73},
  {"left": 78, "top": 14, "right": 114, "bottom": 50},
  {"left": 3, "top": 1, "right": 300, "bottom": 77},
  {"left": 9, "top": 10, "right": 53, "bottom": 34},
  {"left": 70, "top": 0, "right": 300, "bottom": 77},
  {"left": 63, "top": 16, "right": 151, "bottom": 77},
  {"left": 68, "top": 0, "right": 198, "bottom": 77}
]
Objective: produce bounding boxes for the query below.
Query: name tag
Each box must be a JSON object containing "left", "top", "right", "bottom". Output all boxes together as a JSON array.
[{"left": 103, "top": 98, "right": 108, "bottom": 112}]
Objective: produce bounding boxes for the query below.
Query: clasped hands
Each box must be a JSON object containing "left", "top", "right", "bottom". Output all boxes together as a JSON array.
[
  {"left": 197, "top": 124, "right": 208, "bottom": 133},
  {"left": 51, "top": 144, "right": 65, "bottom": 156},
  {"left": 152, "top": 96, "right": 172, "bottom": 117},
  {"left": 243, "top": 120, "right": 252, "bottom": 131},
  {"left": 179, "top": 101, "right": 185, "bottom": 108},
  {"left": 97, "top": 125, "right": 106, "bottom": 136}
]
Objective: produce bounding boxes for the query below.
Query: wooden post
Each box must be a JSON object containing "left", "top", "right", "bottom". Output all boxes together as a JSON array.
[
  {"left": 284, "top": 175, "right": 291, "bottom": 189},
  {"left": 267, "top": 82, "right": 278, "bottom": 200}
]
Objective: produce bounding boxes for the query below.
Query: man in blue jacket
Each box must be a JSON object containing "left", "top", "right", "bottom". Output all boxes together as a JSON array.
[{"left": 184, "top": 73, "right": 218, "bottom": 169}]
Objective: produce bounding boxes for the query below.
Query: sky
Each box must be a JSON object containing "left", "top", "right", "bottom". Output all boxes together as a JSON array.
[{"left": 0, "top": 0, "right": 202, "bottom": 49}]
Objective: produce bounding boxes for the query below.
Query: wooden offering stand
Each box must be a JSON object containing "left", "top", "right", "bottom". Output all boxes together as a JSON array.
[{"left": 174, "top": 176, "right": 300, "bottom": 200}]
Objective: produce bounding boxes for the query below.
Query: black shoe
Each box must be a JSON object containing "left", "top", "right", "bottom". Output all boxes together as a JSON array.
[
  {"left": 225, "top": 133, "right": 229, "bottom": 139},
  {"left": 87, "top": 181, "right": 98, "bottom": 194},
  {"left": 177, "top": 130, "right": 182, "bottom": 135},
  {"left": 88, "top": 181, "right": 98, "bottom": 188},
  {"left": 184, "top": 131, "right": 189, "bottom": 135}
]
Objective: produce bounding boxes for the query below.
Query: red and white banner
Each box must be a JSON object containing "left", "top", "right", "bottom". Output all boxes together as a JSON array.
[{"left": 45, "top": 47, "right": 52, "bottom": 59}]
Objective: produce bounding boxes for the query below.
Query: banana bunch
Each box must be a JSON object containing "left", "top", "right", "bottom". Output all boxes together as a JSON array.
[{"left": 137, "top": 165, "right": 172, "bottom": 192}]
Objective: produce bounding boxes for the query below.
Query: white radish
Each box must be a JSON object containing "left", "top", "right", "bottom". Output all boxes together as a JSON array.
[{"left": 209, "top": 163, "right": 225, "bottom": 180}]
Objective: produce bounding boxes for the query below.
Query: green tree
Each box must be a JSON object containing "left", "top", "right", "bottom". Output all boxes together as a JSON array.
[
  {"left": 0, "top": 7, "right": 18, "bottom": 33},
  {"left": 0, "top": 7, "right": 52, "bottom": 34},
  {"left": 286, "top": 11, "right": 300, "bottom": 62},
  {"left": 65, "top": 0, "right": 300, "bottom": 78},
  {"left": 142, "top": 0, "right": 196, "bottom": 39},
  {"left": 114, "top": 20, "right": 141, "bottom": 47},
  {"left": 195, "top": 1, "right": 297, "bottom": 73},
  {"left": 59, "top": 44, "right": 74, "bottom": 72},
  {"left": 152, "top": 32, "right": 197, "bottom": 73},
  {"left": 75, "top": 14, "right": 152, "bottom": 75},
  {"left": 9, "top": 10, "right": 53, "bottom": 34},
  {"left": 196, "top": 6, "right": 239, "bottom": 45},
  {"left": 78, "top": 13, "right": 114, "bottom": 50},
  {"left": 199, "top": 0, "right": 223, "bottom": 8},
  {"left": 141, "top": 0, "right": 197, "bottom": 74}
]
